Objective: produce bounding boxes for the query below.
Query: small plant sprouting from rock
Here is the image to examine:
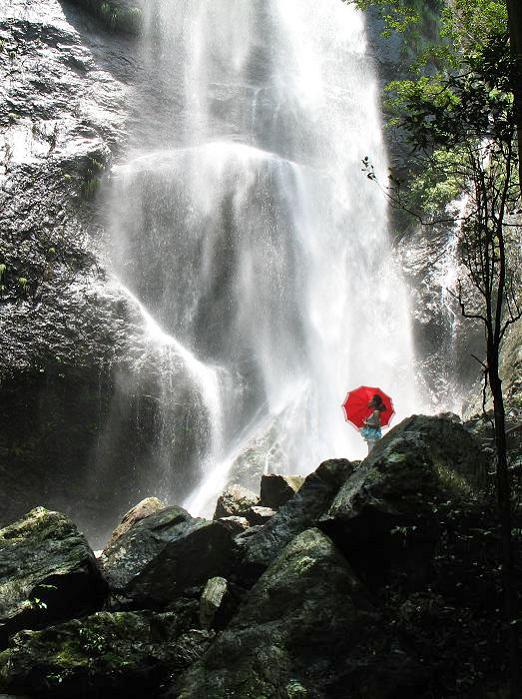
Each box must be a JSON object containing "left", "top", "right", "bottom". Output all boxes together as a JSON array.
[{"left": 81, "top": 156, "right": 106, "bottom": 200}]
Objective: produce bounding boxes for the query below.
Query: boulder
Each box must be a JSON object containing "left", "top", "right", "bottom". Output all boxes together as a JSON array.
[
  {"left": 213, "top": 484, "right": 259, "bottom": 520},
  {"left": 0, "top": 508, "right": 106, "bottom": 648},
  {"left": 199, "top": 578, "right": 228, "bottom": 630},
  {"left": 174, "top": 529, "right": 423, "bottom": 698},
  {"left": 244, "top": 505, "right": 276, "bottom": 526},
  {"left": 0, "top": 611, "right": 213, "bottom": 698},
  {"left": 104, "top": 497, "right": 166, "bottom": 550},
  {"left": 199, "top": 577, "right": 239, "bottom": 631},
  {"left": 101, "top": 507, "right": 237, "bottom": 608},
  {"left": 259, "top": 474, "right": 304, "bottom": 509},
  {"left": 124, "top": 521, "right": 237, "bottom": 609},
  {"left": 237, "top": 458, "right": 354, "bottom": 583},
  {"left": 215, "top": 516, "right": 250, "bottom": 535},
  {"left": 320, "top": 414, "right": 487, "bottom": 590},
  {"left": 100, "top": 505, "right": 194, "bottom": 598}
]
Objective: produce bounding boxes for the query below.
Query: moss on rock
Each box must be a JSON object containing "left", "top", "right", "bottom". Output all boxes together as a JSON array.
[
  {"left": 0, "top": 508, "right": 106, "bottom": 648},
  {"left": 69, "top": 0, "right": 143, "bottom": 36},
  {"left": 0, "top": 611, "right": 213, "bottom": 697}
]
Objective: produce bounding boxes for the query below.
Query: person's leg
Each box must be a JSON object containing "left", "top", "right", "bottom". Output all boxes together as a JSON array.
[{"left": 367, "top": 440, "right": 376, "bottom": 454}]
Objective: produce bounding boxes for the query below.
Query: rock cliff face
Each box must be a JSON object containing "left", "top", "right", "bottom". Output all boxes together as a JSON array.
[
  {"left": 0, "top": 0, "right": 213, "bottom": 544},
  {"left": 0, "top": 0, "right": 137, "bottom": 542}
]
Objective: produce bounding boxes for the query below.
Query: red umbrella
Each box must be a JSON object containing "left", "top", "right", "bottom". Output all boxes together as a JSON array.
[{"left": 342, "top": 386, "right": 394, "bottom": 430}]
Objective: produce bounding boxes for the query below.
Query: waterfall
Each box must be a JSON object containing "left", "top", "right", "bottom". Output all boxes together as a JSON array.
[{"left": 106, "top": 0, "right": 419, "bottom": 515}]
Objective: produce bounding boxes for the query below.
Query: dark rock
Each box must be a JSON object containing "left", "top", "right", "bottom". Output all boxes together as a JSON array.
[
  {"left": 104, "top": 497, "right": 166, "bottom": 550},
  {"left": 244, "top": 505, "right": 276, "bottom": 526},
  {"left": 237, "top": 458, "right": 354, "bottom": 583},
  {"left": 174, "top": 528, "right": 423, "bottom": 698},
  {"left": 0, "top": 610, "right": 213, "bottom": 698},
  {"left": 0, "top": 0, "right": 214, "bottom": 552},
  {"left": 100, "top": 505, "right": 194, "bottom": 599},
  {"left": 215, "top": 516, "right": 250, "bottom": 535},
  {"left": 259, "top": 474, "right": 304, "bottom": 509},
  {"left": 101, "top": 507, "right": 236, "bottom": 608},
  {"left": 213, "top": 484, "right": 259, "bottom": 520},
  {"left": 320, "top": 414, "right": 486, "bottom": 591},
  {"left": 0, "top": 507, "right": 106, "bottom": 648},
  {"left": 124, "top": 520, "right": 237, "bottom": 609}
]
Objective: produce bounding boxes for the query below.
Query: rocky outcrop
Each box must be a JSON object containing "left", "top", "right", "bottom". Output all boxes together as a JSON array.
[
  {"left": 0, "top": 507, "right": 106, "bottom": 648},
  {"left": 0, "top": 424, "right": 513, "bottom": 697},
  {"left": 213, "top": 484, "right": 259, "bottom": 520},
  {"left": 199, "top": 577, "right": 239, "bottom": 631},
  {"left": 320, "top": 414, "right": 486, "bottom": 590},
  {"left": 237, "top": 458, "right": 354, "bottom": 583},
  {"left": 259, "top": 474, "right": 304, "bottom": 509},
  {"left": 121, "top": 520, "right": 236, "bottom": 609},
  {"left": 175, "top": 528, "right": 423, "bottom": 698},
  {"left": 101, "top": 506, "right": 236, "bottom": 608},
  {"left": 100, "top": 505, "right": 194, "bottom": 598},
  {"left": 104, "top": 497, "right": 165, "bottom": 550},
  {"left": 0, "top": 0, "right": 215, "bottom": 550},
  {"left": 215, "top": 516, "right": 250, "bottom": 535},
  {"left": 0, "top": 0, "right": 181, "bottom": 547},
  {"left": 244, "top": 505, "right": 276, "bottom": 526},
  {"left": 0, "top": 611, "right": 213, "bottom": 698}
]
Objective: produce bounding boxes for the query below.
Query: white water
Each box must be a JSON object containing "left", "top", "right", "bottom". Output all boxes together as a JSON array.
[{"left": 108, "top": 0, "right": 419, "bottom": 515}]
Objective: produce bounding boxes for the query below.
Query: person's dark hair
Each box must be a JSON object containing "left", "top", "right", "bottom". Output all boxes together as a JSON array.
[{"left": 372, "top": 394, "right": 386, "bottom": 412}]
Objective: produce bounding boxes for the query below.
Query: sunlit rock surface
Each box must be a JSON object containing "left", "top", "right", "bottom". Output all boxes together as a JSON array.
[
  {"left": 0, "top": 0, "right": 146, "bottom": 544},
  {"left": 212, "top": 484, "right": 259, "bottom": 520},
  {"left": 105, "top": 496, "right": 166, "bottom": 549},
  {"left": 0, "top": 507, "right": 106, "bottom": 648}
]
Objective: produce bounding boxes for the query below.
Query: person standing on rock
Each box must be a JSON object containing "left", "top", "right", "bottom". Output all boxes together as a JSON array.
[{"left": 361, "top": 394, "right": 386, "bottom": 454}]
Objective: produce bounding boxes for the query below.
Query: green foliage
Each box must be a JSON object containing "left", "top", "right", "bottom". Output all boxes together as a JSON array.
[
  {"left": 408, "top": 149, "right": 465, "bottom": 213},
  {"left": 347, "top": 0, "right": 442, "bottom": 35},
  {"left": 357, "top": 0, "right": 519, "bottom": 226},
  {"left": 386, "top": 43, "right": 515, "bottom": 152},
  {"left": 347, "top": 0, "right": 443, "bottom": 63},
  {"left": 80, "top": 0, "right": 142, "bottom": 35},
  {"left": 81, "top": 156, "right": 106, "bottom": 199}
]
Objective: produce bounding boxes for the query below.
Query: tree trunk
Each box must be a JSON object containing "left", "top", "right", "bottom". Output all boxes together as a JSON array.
[
  {"left": 506, "top": 0, "right": 522, "bottom": 195},
  {"left": 488, "top": 350, "right": 519, "bottom": 697}
]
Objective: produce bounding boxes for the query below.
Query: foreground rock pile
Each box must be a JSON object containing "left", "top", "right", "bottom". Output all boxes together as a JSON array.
[{"left": 0, "top": 415, "right": 508, "bottom": 698}]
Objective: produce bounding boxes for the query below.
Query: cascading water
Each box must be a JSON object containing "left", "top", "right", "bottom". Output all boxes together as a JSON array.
[{"left": 107, "top": 0, "right": 419, "bottom": 515}]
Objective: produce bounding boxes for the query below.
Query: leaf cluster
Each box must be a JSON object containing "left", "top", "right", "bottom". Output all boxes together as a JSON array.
[{"left": 385, "top": 5, "right": 515, "bottom": 152}]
